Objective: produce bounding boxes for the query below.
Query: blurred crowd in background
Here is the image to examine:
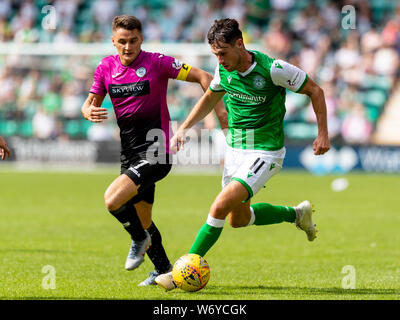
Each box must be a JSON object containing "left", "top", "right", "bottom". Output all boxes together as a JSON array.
[{"left": 0, "top": 0, "right": 399, "bottom": 145}]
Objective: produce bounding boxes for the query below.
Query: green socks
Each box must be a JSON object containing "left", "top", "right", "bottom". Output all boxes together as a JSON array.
[
  {"left": 251, "top": 202, "right": 296, "bottom": 225},
  {"left": 189, "top": 215, "right": 224, "bottom": 257},
  {"left": 188, "top": 203, "right": 296, "bottom": 257}
]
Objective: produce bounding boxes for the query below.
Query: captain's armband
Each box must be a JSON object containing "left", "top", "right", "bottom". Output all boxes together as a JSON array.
[{"left": 176, "top": 63, "right": 192, "bottom": 81}]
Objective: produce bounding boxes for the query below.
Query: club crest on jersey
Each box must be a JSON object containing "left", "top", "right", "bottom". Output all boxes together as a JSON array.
[
  {"left": 136, "top": 67, "right": 146, "bottom": 77},
  {"left": 172, "top": 58, "right": 182, "bottom": 69},
  {"left": 253, "top": 75, "right": 266, "bottom": 89}
]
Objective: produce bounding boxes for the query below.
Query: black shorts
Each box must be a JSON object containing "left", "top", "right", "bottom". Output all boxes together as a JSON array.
[{"left": 121, "top": 154, "right": 172, "bottom": 205}]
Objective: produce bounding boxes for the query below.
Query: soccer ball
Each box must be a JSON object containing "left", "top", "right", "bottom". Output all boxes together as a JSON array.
[{"left": 172, "top": 253, "right": 210, "bottom": 292}]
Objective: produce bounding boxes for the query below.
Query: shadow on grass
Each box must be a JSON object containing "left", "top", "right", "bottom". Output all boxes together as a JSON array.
[
  {"left": 0, "top": 297, "right": 186, "bottom": 300},
  {"left": 199, "top": 285, "right": 400, "bottom": 297},
  {"left": 0, "top": 297, "right": 137, "bottom": 300},
  {"left": 0, "top": 249, "right": 97, "bottom": 254},
  {"left": 2, "top": 286, "right": 398, "bottom": 300}
]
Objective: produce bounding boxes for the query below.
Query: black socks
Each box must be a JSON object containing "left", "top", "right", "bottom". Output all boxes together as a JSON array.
[
  {"left": 109, "top": 203, "right": 171, "bottom": 273},
  {"left": 146, "top": 222, "right": 171, "bottom": 274},
  {"left": 109, "top": 202, "right": 147, "bottom": 241}
]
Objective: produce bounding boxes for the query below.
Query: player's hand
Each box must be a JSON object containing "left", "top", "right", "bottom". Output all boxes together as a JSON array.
[
  {"left": 0, "top": 136, "right": 11, "bottom": 160},
  {"left": 170, "top": 129, "right": 186, "bottom": 152},
  {"left": 83, "top": 98, "right": 108, "bottom": 123},
  {"left": 313, "top": 133, "right": 330, "bottom": 155}
]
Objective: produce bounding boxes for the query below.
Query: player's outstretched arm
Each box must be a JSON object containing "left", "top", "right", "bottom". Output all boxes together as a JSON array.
[
  {"left": 81, "top": 93, "right": 107, "bottom": 123},
  {"left": 185, "top": 67, "right": 228, "bottom": 130},
  {"left": 185, "top": 66, "right": 213, "bottom": 92},
  {"left": 0, "top": 136, "right": 10, "bottom": 160},
  {"left": 171, "top": 89, "right": 225, "bottom": 151},
  {"left": 298, "top": 78, "right": 330, "bottom": 155}
]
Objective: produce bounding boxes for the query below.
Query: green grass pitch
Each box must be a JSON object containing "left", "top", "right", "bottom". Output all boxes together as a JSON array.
[{"left": 0, "top": 168, "right": 399, "bottom": 300}]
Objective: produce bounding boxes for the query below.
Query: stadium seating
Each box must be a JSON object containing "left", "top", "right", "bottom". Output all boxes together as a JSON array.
[{"left": 0, "top": 0, "right": 399, "bottom": 145}]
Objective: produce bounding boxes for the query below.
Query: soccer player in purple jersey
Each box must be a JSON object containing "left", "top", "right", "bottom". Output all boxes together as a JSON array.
[
  {"left": 0, "top": 136, "right": 10, "bottom": 160},
  {"left": 81, "top": 15, "right": 227, "bottom": 286}
]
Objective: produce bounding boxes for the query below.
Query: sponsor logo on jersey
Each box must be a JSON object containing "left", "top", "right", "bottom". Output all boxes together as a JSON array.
[
  {"left": 112, "top": 72, "right": 121, "bottom": 78},
  {"left": 228, "top": 92, "right": 267, "bottom": 103},
  {"left": 172, "top": 58, "right": 182, "bottom": 69},
  {"left": 253, "top": 75, "right": 266, "bottom": 89},
  {"left": 274, "top": 61, "right": 283, "bottom": 69},
  {"left": 108, "top": 80, "right": 150, "bottom": 98},
  {"left": 136, "top": 67, "right": 146, "bottom": 77},
  {"left": 227, "top": 75, "right": 232, "bottom": 84}
]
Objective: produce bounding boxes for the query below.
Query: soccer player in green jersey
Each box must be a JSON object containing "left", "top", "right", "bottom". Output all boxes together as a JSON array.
[{"left": 156, "top": 18, "right": 330, "bottom": 290}]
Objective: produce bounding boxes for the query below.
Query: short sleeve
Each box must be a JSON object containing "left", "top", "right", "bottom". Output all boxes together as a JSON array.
[
  {"left": 158, "top": 54, "right": 184, "bottom": 79},
  {"left": 270, "top": 59, "right": 308, "bottom": 93},
  {"left": 89, "top": 61, "right": 107, "bottom": 96},
  {"left": 209, "top": 65, "right": 225, "bottom": 92}
]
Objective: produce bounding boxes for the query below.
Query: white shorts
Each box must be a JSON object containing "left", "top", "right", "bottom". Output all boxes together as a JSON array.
[{"left": 222, "top": 146, "right": 286, "bottom": 199}]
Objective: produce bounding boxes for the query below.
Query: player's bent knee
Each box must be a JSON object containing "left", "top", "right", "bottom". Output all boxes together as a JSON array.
[
  {"left": 210, "top": 201, "right": 229, "bottom": 219},
  {"left": 104, "top": 198, "right": 119, "bottom": 212},
  {"left": 104, "top": 192, "right": 122, "bottom": 212}
]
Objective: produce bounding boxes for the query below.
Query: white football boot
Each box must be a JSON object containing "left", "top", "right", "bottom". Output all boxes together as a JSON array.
[
  {"left": 125, "top": 230, "right": 152, "bottom": 270},
  {"left": 295, "top": 200, "right": 317, "bottom": 241},
  {"left": 155, "top": 271, "right": 178, "bottom": 291}
]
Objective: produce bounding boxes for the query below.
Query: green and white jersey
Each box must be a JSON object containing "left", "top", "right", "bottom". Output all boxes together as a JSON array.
[{"left": 209, "top": 50, "right": 308, "bottom": 151}]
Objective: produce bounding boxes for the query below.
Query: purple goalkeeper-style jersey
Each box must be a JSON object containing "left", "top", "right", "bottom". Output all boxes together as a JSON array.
[{"left": 90, "top": 50, "right": 184, "bottom": 158}]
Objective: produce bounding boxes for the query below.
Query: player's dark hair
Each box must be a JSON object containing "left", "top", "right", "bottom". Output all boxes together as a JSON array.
[
  {"left": 207, "top": 18, "right": 243, "bottom": 46},
  {"left": 112, "top": 15, "right": 142, "bottom": 32}
]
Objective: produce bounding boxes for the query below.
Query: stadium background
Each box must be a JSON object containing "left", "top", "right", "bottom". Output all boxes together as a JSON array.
[
  {"left": 1, "top": 0, "right": 400, "bottom": 302},
  {"left": 0, "top": 0, "right": 399, "bottom": 172}
]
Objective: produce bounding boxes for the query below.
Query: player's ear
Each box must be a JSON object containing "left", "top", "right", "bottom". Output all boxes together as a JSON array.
[{"left": 235, "top": 38, "right": 244, "bottom": 49}]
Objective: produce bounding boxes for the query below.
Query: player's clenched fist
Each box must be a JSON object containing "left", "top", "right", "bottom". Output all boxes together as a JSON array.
[
  {"left": 82, "top": 98, "right": 108, "bottom": 123},
  {"left": 313, "top": 133, "right": 330, "bottom": 155},
  {"left": 0, "top": 136, "right": 10, "bottom": 160}
]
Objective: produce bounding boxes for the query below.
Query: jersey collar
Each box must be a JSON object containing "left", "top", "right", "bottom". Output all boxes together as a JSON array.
[
  {"left": 237, "top": 52, "right": 257, "bottom": 77},
  {"left": 237, "top": 61, "right": 257, "bottom": 77}
]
